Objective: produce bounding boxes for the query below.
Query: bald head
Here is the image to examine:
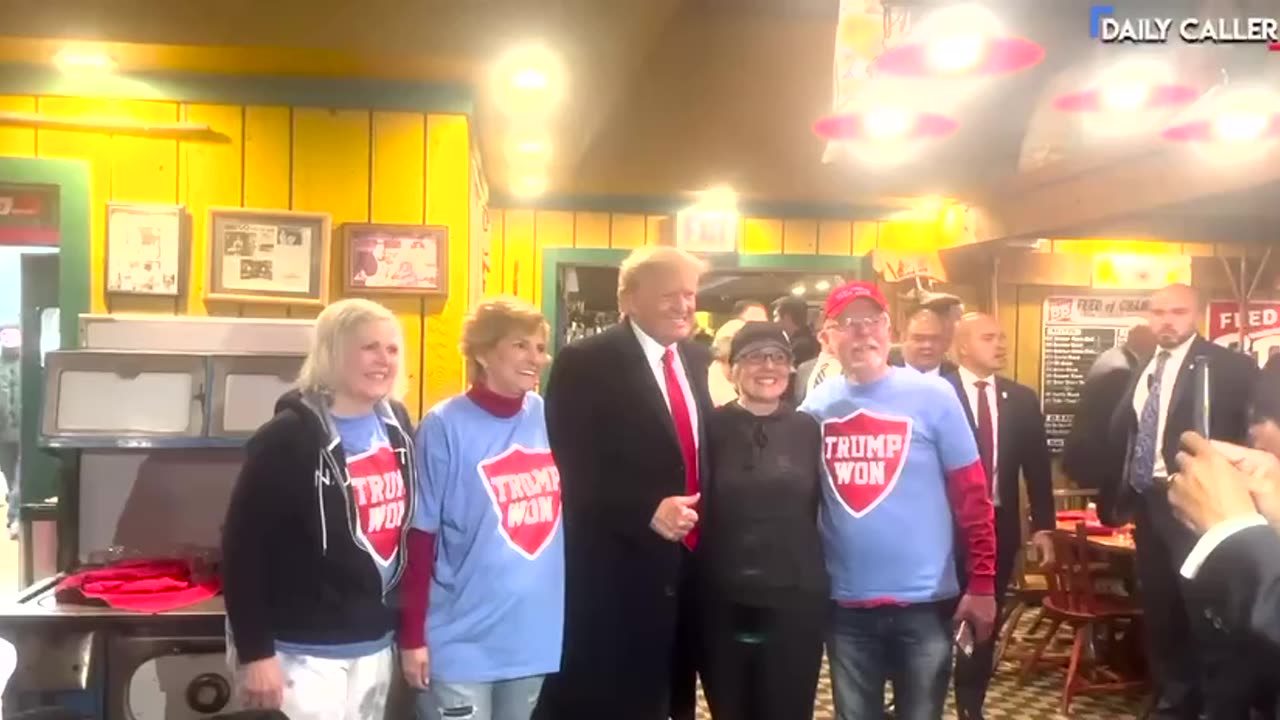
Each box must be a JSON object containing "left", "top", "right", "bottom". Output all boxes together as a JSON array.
[
  {"left": 1148, "top": 283, "right": 1202, "bottom": 349},
  {"left": 955, "top": 312, "right": 1006, "bottom": 376},
  {"left": 902, "top": 308, "right": 948, "bottom": 372}
]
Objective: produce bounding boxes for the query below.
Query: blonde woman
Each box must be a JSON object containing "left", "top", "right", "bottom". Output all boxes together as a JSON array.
[
  {"left": 399, "top": 297, "right": 562, "bottom": 720},
  {"left": 222, "top": 298, "right": 416, "bottom": 719},
  {"left": 709, "top": 319, "right": 745, "bottom": 407}
]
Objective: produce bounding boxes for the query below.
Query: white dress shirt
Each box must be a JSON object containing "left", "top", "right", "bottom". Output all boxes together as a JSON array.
[
  {"left": 631, "top": 322, "right": 700, "bottom": 448},
  {"left": 1132, "top": 335, "right": 1195, "bottom": 479},
  {"left": 958, "top": 366, "right": 1001, "bottom": 505}
]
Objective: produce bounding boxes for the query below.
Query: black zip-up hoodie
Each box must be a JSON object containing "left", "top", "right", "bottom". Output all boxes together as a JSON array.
[{"left": 221, "top": 390, "right": 417, "bottom": 663}]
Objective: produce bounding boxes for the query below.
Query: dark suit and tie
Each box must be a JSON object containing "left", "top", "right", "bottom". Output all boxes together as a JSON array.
[
  {"left": 1105, "top": 333, "right": 1258, "bottom": 718},
  {"left": 944, "top": 368, "right": 1055, "bottom": 718},
  {"left": 537, "top": 317, "right": 713, "bottom": 720}
]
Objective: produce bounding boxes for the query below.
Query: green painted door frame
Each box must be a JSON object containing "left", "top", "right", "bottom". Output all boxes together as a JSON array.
[
  {"left": 0, "top": 157, "right": 92, "bottom": 512},
  {"left": 538, "top": 247, "right": 870, "bottom": 384}
]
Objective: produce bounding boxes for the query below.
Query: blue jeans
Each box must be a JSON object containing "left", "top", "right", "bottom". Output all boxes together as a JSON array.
[
  {"left": 416, "top": 676, "right": 545, "bottom": 720},
  {"left": 826, "top": 601, "right": 954, "bottom": 720}
]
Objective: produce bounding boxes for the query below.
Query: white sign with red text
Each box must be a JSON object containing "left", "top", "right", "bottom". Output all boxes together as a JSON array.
[
  {"left": 1208, "top": 300, "right": 1280, "bottom": 367},
  {"left": 347, "top": 445, "right": 408, "bottom": 566},
  {"left": 821, "top": 409, "right": 912, "bottom": 518},
  {"left": 479, "top": 445, "right": 562, "bottom": 560}
]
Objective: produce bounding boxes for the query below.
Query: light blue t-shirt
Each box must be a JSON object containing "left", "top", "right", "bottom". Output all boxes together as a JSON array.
[
  {"left": 800, "top": 368, "right": 980, "bottom": 605},
  {"left": 274, "top": 411, "right": 401, "bottom": 660},
  {"left": 413, "top": 392, "right": 564, "bottom": 683}
]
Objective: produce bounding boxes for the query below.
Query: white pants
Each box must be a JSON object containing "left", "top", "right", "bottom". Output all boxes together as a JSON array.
[{"left": 274, "top": 647, "right": 393, "bottom": 720}]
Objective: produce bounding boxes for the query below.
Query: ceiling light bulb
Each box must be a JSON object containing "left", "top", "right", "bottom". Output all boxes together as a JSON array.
[
  {"left": 925, "top": 35, "right": 985, "bottom": 73},
  {"left": 53, "top": 47, "right": 115, "bottom": 74},
  {"left": 1212, "top": 112, "right": 1269, "bottom": 142},
  {"left": 512, "top": 68, "right": 549, "bottom": 91},
  {"left": 1100, "top": 82, "right": 1150, "bottom": 111},
  {"left": 791, "top": 285, "right": 806, "bottom": 296},
  {"left": 815, "top": 280, "right": 832, "bottom": 292},
  {"left": 862, "top": 107, "right": 914, "bottom": 140}
]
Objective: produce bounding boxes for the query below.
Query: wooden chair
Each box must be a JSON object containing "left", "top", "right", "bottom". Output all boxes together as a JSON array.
[{"left": 1017, "top": 524, "right": 1146, "bottom": 716}]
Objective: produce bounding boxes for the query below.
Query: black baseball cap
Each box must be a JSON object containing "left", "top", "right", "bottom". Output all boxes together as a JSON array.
[{"left": 730, "top": 322, "right": 792, "bottom": 364}]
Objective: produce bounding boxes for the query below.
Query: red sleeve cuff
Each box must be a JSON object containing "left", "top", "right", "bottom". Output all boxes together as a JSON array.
[
  {"left": 945, "top": 460, "right": 997, "bottom": 595},
  {"left": 398, "top": 529, "right": 435, "bottom": 649}
]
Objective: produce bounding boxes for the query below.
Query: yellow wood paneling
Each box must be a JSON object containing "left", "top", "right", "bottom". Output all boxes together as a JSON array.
[
  {"left": 422, "top": 114, "right": 470, "bottom": 409},
  {"left": 610, "top": 213, "right": 645, "bottom": 250},
  {"left": 532, "top": 210, "right": 573, "bottom": 307},
  {"left": 742, "top": 218, "right": 783, "bottom": 255},
  {"left": 485, "top": 209, "right": 505, "bottom": 296},
  {"left": 503, "top": 209, "right": 536, "bottom": 302},
  {"left": 0, "top": 96, "right": 36, "bottom": 157},
  {"left": 817, "top": 220, "right": 853, "bottom": 256},
  {"left": 853, "top": 221, "right": 878, "bottom": 255},
  {"left": 107, "top": 100, "right": 182, "bottom": 316},
  {"left": 572, "top": 212, "right": 611, "bottom": 249},
  {"left": 239, "top": 105, "right": 294, "bottom": 318},
  {"left": 645, "top": 215, "right": 666, "bottom": 247},
  {"left": 782, "top": 219, "right": 818, "bottom": 255},
  {"left": 34, "top": 96, "right": 114, "bottom": 314},
  {"left": 369, "top": 111, "right": 427, "bottom": 418},
  {"left": 178, "top": 103, "right": 243, "bottom": 317}
]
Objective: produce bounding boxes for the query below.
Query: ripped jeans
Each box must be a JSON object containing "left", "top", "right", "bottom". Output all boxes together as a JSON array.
[{"left": 416, "top": 675, "right": 545, "bottom": 720}]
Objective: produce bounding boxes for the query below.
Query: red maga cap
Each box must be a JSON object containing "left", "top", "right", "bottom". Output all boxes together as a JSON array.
[{"left": 824, "top": 281, "right": 888, "bottom": 319}]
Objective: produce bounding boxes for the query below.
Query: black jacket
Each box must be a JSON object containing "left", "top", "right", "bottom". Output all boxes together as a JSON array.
[
  {"left": 700, "top": 403, "right": 827, "bottom": 606},
  {"left": 221, "top": 390, "right": 417, "bottom": 663}
]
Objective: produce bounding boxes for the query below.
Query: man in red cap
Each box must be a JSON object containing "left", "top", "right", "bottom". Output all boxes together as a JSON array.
[{"left": 798, "top": 281, "right": 996, "bottom": 720}]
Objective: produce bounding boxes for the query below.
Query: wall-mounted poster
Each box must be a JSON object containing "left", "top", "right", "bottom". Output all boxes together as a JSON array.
[
  {"left": 1040, "top": 295, "right": 1150, "bottom": 452},
  {"left": 342, "top": 223, "right": 449, "bottom": 296},
  {"left": 206, "top": 208, "right": 330, "bottom": 305},
  {"left": 1207, "top": 300, "right": 1280, "bottom": 367},
  {"left": 105, "top": 204, "right": 185, "bottom": 297}
]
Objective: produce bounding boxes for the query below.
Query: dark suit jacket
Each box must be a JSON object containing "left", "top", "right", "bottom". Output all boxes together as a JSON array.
[
  {"left": 1196, "top": 524, "right": 1280, "bottom": 665},
  {"left": 540, "top": 319, "right": 713, "bottom": 720},
  {"left": 1063, "top": 362, "right": 1137, "bottom": 493},
  {"left": 889, "top": 350, "right": 957, "bottom": 377},
  {"left": 943, "top": 371, "right": 1055, "bottom": 591},
  {"left": 1103, "top": 336, "right": 1257, "bottom": 527}
]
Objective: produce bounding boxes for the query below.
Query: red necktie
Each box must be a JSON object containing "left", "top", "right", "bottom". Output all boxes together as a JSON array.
[
  {"left": 662, "top": 348, "right": 700, "bottom": 549},
  {"left": 974, "top": 379, "right": 994, "bottom": 495}
]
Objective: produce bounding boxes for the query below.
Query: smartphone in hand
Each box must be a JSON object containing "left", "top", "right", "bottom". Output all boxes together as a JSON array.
[{"left": 954, "top": 621, "right": 974, "bottom": 657}]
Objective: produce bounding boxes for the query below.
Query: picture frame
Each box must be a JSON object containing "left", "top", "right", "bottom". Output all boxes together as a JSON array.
[
  {"left": 105, "top": 203, "right": 186, "bottom": 297},
  {"left": 342, "top": 223, "right": 449, "bottom": 296},
  {"left": 206, "top": 208, "right": 331, "bottom": 305}
]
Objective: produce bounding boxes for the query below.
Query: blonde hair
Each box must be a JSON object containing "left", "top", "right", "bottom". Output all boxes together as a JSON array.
[
  {"left": 616, "top": 245, "right": 708, "bottom": 308},
  {"left": 712, "top": 319, "right": 745, "bottom": 363},
  {"left": 461, "top": 296, "right": 549, "bottom": 378},
  {"left": 297, "top": 298, "right": 407, "bottom": 401}
]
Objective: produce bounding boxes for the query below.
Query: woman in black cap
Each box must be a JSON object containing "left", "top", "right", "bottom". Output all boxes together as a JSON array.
[{"left": 697, "top": 321, "right": 828, "bottom": 720}]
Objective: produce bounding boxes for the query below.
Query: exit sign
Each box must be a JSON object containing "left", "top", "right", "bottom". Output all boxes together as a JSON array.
[{"left": 675, "top": 209, "right": 739, "bottom": 254}]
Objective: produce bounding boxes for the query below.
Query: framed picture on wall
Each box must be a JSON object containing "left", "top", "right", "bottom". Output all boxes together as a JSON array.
[
  {"left": 206, "top": 208, "right": 331, "bottom": 305},
  {"left": 341, "top": 223, "right": 449, "bottom": 296},
  {"left": 105, "top": 203, "right": 186, "bottom": 297}
]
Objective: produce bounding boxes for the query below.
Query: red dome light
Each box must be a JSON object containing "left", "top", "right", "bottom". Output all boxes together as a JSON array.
[
  {"left": 813, "top": 109, "right": 959, "bottom": 142},
  {"left": 1052, "top": 84, "right": 1201, "bottom": 113},
  {"left": 871, "top": 36, "right": 1044, "bottom": 78}
]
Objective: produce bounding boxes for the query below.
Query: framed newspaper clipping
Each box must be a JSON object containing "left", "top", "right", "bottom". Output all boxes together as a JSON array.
[
  {"left": 341, "top": 223, "right": 449, "bottom": 296},
  {"left": 206, "top": 208, "right": 331, "bottom": 305},
  {"left": 104, "top": 203, "right": 185, "bottom": 297}
]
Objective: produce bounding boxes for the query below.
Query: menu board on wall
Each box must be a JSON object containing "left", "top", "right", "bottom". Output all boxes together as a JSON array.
[
  {"left": 1040, "top": 295, "right": 1150, "bottom": 452},
  {"left": 1207, "top": 300, "right": 1280, "bottom": 367}
]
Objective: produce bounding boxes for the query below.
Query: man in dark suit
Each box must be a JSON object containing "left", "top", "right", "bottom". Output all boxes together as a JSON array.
[
  {"left": 891, "top": 307, "right": 958, "bottom": 376},
  {"left": 536, "top": 245, "right": 713, "bottom": 720},
  {"left": 945, "top": 312, "right": 1055, "bottom": 720},
  {"left": 1104, "top": 283, "right": 1259, "bottom": 719}
]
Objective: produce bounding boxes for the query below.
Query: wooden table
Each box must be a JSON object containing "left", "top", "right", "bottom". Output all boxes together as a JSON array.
[{"left": 1055, "top": 520, "right": 1136, "bottom": 554}]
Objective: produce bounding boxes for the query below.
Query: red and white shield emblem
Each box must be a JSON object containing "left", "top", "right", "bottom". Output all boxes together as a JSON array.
[
  {"left": 821, "top": 409, "right": 913, "bottom": 518},
  {"left": 346, "top": 445, "right": 408, "bottom": 566},
  {"left": 478, "top": 445, "right": 562, "bottom": 560}
]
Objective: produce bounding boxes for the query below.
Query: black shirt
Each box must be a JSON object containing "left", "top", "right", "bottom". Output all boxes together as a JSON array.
[{"left": 700, "top": 402, "right": 828, "bottom": 607}]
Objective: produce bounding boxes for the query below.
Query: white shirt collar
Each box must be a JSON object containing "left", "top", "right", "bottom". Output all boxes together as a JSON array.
[
  {"left": 1154, "top": 334, "right": 1196, "bottom": 369},
  {"left": 957, "top": 364, "right": 995, "bottom": 388},
  {"left": 630, "top": 321, "right": 673, "bottom": 365}
]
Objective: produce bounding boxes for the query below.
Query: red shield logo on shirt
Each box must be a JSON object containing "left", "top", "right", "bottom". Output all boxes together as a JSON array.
[
  {"left": 821, "top": 409, "right": 913, "bottom": 518},
  {"left": 478, "top": 445, "right": 562, "bottom": 560},
  {"left": 346, "top": 445, "right": 408, "bottom": 566}
]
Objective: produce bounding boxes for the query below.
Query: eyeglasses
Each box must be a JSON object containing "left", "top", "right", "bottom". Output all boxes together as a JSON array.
[
  {"left": 835, "top": 313, "right": 887, "bottom": 331},
  {"left": 739, "top": 350, "right": 791, "bottom": 367}
]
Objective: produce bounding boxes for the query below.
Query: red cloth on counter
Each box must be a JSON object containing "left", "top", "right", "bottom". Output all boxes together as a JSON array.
[{"left": 55, "top": 558, "right": 221, "bottom": 613}]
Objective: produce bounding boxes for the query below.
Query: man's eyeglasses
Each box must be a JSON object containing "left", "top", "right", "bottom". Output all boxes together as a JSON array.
[{"left": 835, "top": 313, "right": 887, "bottom": 331}]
